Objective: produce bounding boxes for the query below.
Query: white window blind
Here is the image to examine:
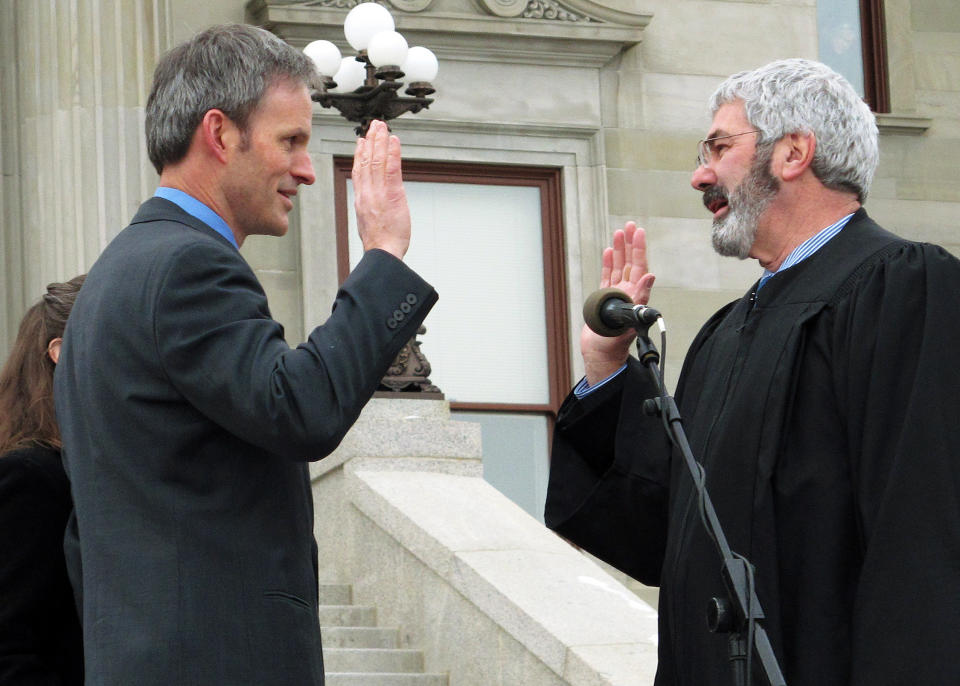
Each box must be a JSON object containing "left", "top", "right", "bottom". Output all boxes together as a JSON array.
[
  {"left": 818, "top": 0, "right": 866, "bottom": 97},
  {"left": 347, "top": 180, "right": 550, "bottom": 405}
]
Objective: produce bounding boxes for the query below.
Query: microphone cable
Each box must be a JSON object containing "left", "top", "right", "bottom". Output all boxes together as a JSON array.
[{"left": 645, "top": 319, "right": 758, "bottom": 686}]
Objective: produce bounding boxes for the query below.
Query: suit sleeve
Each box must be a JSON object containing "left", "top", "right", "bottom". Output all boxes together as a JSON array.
[
  {"left": 828, "top": 242, "right": 960, "bottom": 685},
  {"left": 545, "top": 358, "right": 672, "bottom": 585},
  {"left": 153, "top": 242, "right": 437, "bottom": 460}
]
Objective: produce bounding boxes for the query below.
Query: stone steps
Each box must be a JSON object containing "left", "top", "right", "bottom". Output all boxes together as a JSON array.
[
  {"left": 320, "top": 584, "right": 448, "bottom": 686},
  {"left": 325, "top": 674, "right": 448, "bottom": 686},
  {"left": 325, "top": 647, "right": 424, "bottom": 672}
]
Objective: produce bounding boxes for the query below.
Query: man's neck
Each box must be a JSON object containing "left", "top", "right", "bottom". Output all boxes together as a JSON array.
[
  {"left": 157, "top": 169, "right": 245, "bottom": 247},
  {"left": 751, "top": 191, "right": 861, "bottom": 272}
]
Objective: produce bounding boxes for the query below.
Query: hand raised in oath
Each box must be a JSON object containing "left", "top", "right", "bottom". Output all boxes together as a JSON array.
[
  {"left": 581, "top": 221, "right": 656, "bottom": 386},
  {"left": 352, "top": 119, "right": 411, "bottom": 260}
]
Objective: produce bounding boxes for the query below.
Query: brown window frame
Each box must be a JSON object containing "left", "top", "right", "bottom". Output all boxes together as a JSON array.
[
  {"left": 861, "top": 0, "right": 890, "bottom": 112},
  {"left": 333, "top": 158, "right": 572, "bottom": 422}
]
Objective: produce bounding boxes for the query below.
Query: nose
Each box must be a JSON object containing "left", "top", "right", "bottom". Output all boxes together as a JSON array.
[
  {"left": 690, "top": 163, "right": 716, "bottom": 192},
  {"left": 293, "top": 151, "right": 316, "bottom": 186}
]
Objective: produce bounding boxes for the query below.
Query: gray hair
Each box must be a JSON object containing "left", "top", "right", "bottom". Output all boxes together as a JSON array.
[
  {"left": 709, "top": 58, "right": 878, "bottom": 203},
  {"left": 145, "top": 24, "right": 317, "bottom": 175}
]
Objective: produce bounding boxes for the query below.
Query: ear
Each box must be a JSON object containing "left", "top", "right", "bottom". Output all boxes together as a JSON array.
[
  {"left": 47, "top": 337, "right": 62, "bottom": 365},
  {"left": 198, "top": 109, "right": 240, "bottom": 165},
  {"left": 778, "top": 131, "right": 816, "bottom": 182}
]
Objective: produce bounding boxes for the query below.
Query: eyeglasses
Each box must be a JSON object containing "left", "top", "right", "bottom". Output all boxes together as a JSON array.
[{"left": 696, "top": 130, "right": 761, "bottom": 168}]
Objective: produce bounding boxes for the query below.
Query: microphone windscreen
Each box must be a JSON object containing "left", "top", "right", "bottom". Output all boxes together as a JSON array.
[{"left": 583, "top": 287, "right": 633, "bottom": 337}]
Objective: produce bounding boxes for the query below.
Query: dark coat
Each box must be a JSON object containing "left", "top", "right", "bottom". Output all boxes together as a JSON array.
[
  {"left": 54, "top": 197, "right": 437, "bottom": 686},
  {"left": 0, "top": 446, "right": 83, "bottom": 685},
  {"left": 546, "top": 210, "right": 960, "bottom": 685}
]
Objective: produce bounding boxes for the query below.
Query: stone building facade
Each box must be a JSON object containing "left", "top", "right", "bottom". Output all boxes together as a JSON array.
[
  {"left": 1, "top": 0, "right": 957, "bottom": 520},
  {"left": 1, "top": 0, "right": 957, "bottom": 681}
]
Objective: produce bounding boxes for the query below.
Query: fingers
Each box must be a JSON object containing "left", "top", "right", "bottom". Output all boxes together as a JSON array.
[
  {"left": 369, "top": 120, "right": 389, "bottom": 180},
  {"left": 351, "top": 137, "right": 367, "bottom": 188},
  {"left": 599, "top": 221, "right": 654, "bottom": 303},
  {"left": 600, "top": 247, "right": 613, "bottom": 287},
  {"left": 628, "top": 225, "right": 649, "bottom": 282},
  {"left": 627, "top": 227, "right": 654, "bottom": 305},
  {"left": 352, "top": 120, "right": 411, "bottom": 260},
  {"left": 353, "top": 120, "right": 390, "bottom": 185},
  {"left": 622, "top": 222, "right": 636, "bottom": 281},
  {"left": 385, "top": 132, "right": 403, "bottom": 190},
  {"left": 606, "top": 221, "right": 640, "bottom": 286},
  {"left": 610, "top": 230, "right": 625, "bottom": 284},
  {"left": 634, "top": 272, "right": 656, "bottom": 306}
]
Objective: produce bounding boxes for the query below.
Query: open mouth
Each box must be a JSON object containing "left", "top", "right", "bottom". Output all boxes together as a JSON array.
[
  {"left": 702, "top": 186, "right": 729, "bottom": 217},
  {"left": 708, "top": 199, "right": 728, "bottom": 216}
]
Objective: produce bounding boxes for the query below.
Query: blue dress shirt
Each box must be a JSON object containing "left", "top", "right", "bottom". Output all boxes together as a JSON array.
[{"left": 154, "top": 187, "right": 239, "bottom": 250}]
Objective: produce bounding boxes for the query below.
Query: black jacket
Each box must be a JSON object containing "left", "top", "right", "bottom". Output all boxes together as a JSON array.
[
  {"left": 547, "top": 210, "right": 960, "bottom": 685},
  {"left": 0, "top": 446, "right": 83, "bottom": 685}
]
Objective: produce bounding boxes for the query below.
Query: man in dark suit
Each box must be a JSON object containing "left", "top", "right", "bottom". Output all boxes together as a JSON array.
[{"left": 54, "top": 24, "right": 436, "bottom": 685}]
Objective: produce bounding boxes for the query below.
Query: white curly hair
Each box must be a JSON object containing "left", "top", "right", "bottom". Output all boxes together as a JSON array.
[{"left": 710, "top": 58, "right": 879, "bottom": 203}]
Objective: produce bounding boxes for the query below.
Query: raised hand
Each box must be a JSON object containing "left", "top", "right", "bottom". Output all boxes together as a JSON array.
[
  {"left": 581, "top": 221, "right": 656, "bottom": 386},
  {"left": 351, "top": 120, "right": 410, "bottom": 259}
]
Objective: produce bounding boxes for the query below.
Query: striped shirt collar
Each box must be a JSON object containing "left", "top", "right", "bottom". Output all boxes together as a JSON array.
[
  {"left": 154, "top": 187, "right": 239, "bottom": 250},
  {"left": 758, "top": 212, "right": 855, "bottom": 289}
]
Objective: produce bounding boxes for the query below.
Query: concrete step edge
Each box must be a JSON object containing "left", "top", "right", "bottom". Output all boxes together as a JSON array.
[{"left": 323, "top": 647, "right": 425, "bottom": 672}]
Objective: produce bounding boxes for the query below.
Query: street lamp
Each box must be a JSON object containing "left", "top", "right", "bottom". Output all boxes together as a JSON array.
[
  {"left": 303, "top": 4, "right": 443, "bottom": 397},
  {"left": 303, "top": 2, "right": 439, "bottom": 136}
]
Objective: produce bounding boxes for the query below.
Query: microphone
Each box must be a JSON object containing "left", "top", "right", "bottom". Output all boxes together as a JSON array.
[{"left": 583, "top": 287, "right": 662, "bottom": 337}]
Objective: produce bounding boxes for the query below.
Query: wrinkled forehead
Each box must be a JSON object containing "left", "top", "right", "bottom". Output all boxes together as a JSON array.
[{"left": 706, "top": 100, "right": 751, "bottom": 139}]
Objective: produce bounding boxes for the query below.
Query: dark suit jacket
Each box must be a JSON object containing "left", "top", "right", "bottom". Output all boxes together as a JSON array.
[
  {"left": 54, "top": 197, "right": 437, "bottom": 686},
  {"left": 0, "top": 446, "right": 83, "bottom": 685}
]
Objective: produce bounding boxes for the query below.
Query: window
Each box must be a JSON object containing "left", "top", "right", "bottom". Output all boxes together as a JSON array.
[
  {"left": 818, "top": 0, "right": 890, "bottom": 112},
  {"left": 334, "top": 160, "right": 570, "bottom": 520}
]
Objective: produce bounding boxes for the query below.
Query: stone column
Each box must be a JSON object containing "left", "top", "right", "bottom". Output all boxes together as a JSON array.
[{"left": 1, "top": 0, "right": 169, "bottom": 356}]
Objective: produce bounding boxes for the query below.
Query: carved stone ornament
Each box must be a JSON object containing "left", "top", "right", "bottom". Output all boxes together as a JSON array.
[
  {"left": 476, "top": 0, "right": 588, "bottom": 20},
  {"left": 375, "top": 325, "right": 444, "bottom": 398},
  {"left": 276, "top": 0, "right": 357, "bottom": 8},
  {"left": 522, "top": 0, "right": 589, "bottom": 21},
  {"left": 476, "top": 0, "right": 525, "bottom": 18},
  {"left": 388, "top": 0, "right": 434, "bottom": 13},
  {"left": 276, "top": 0, "right": 435, "bottom": 12},
  {"left": 252, "top": 0, "right": 651, "bottom": 68}
]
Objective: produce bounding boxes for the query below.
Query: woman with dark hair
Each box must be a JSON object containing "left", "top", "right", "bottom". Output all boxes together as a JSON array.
[{"left": 0, "top": 275, "right": 85, "bottom": 684}]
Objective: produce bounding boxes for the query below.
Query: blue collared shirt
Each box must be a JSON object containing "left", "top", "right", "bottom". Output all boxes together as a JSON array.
[
  {"left": 574, "top": 212, "right": 856, "bottom": 398},
  {"left": 757, "top": 212, "right": 854, "bottom": 291},
  {"left": 154, "top": 187, "right": 239, "bottom": 250}
]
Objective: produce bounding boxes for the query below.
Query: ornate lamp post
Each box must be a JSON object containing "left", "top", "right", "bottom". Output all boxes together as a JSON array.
[
  {"left": 302, "top": 2, "right": 439, "bottom": 136},
  {"left": 302, "top": 4, "right": 443, "bottom": 397}
]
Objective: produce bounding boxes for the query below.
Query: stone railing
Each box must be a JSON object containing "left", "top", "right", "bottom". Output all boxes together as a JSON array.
[{"left": 310, "top": 398, "right": 658, "bottom": 685}]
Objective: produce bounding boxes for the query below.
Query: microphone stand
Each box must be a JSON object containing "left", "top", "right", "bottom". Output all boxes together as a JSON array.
[{"left": 632, "top": 326, "right": 787, "bottom": 686}]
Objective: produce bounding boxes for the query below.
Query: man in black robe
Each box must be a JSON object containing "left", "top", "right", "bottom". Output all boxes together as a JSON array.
[{"left": 545, "top": 58, "right": 960, "bottom": 685}]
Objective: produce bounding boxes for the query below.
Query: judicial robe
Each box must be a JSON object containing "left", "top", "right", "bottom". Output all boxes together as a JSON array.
[{"left": 545, "top": 210, "right": 960, "bottom": 686}]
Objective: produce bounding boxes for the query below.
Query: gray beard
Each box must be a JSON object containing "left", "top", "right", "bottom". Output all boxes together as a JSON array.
[{"left": 711, "top": 147, "right": 779, "bottom": 259}]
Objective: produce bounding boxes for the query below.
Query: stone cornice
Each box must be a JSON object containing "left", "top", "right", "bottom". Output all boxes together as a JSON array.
[
  {"left": 875, "top": 112, "right": 932, "bottom": 136},
  {"left": 247, "top": 0, "right": 651, "bottom": 67}
]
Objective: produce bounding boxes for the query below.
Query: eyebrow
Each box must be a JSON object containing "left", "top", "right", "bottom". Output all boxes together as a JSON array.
[
  {"left": 282, "top": 127, "right": 311, "bottom": 141},
  {"left": 705, "top": 127, "right": 732, "bottom": 140}
]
